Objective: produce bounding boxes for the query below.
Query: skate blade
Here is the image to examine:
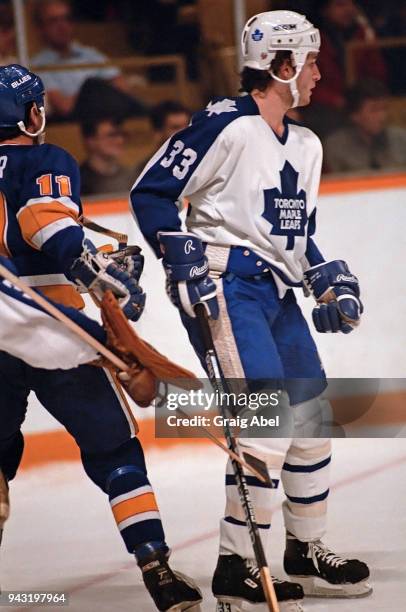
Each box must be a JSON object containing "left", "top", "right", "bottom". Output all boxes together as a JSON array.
[
  {"left": 294, "top": 575, "right": 373, "bottom": 599},
  {"left": 216, "top": 597, "right": 303, "bottom": 611}
]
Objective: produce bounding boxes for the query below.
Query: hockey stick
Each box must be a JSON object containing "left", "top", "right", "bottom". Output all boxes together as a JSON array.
[
  {"left": 175, "top": 407, "right": 269, "bottom": 484},
  {"left": 78, "top": 215, "right": 128, "bottom": 249},
  {"left": 0, "top": 470, "right": 9, "bottom": 534},
  {"left": 194, "top": 303, "right": 280, "bottom": 612}
]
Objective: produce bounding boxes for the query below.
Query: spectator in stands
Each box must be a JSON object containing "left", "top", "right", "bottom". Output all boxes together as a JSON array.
[
  {"left": 80, "top": 117, "right": 134, "bottom": 196},
  {"left": 135, "top": 100, "right": 191, "bottom": 176},
  {"left": 304, "top": 0, "right": 387, "bottom": 137},
  {"left": 323, "top": 79, "right": 406, "bottom": 174},
  {"left": 0, "top": 4, "right": 16, "bottom": 65},
  {"left": 150, "top": 100, "right": 191, "bottom": 146},
  {"left": 31, "top": 0, "right": 146, "bottom": 121}
]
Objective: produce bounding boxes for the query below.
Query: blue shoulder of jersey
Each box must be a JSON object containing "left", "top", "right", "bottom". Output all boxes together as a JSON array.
[
  {"left": 131, "top": 95, "right": 259, "bottom": 256},
  {"left": 23, "top": 143, "right": 80, "bottom": 180}
]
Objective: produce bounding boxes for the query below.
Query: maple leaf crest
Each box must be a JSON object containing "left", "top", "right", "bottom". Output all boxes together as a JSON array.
[
  {"left": 262, "top": 161, "right": 307, "bottom": 251},
  {"left": 206, "top": 98, "right": 238, "bottom": 117}
]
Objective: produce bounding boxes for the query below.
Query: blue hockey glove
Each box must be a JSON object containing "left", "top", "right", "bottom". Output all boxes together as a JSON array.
[
  {"left": 303, "top": 260, "right": 363, "bottom": 334},
  {"left": 109, "top": 246, "right": 144, "bottom": 282},
  {"left": 158, "top": 232, "right": 219, "bottom": 319},
  {"left": 70, "top": 239, "right": 146, "bottom": 321}
]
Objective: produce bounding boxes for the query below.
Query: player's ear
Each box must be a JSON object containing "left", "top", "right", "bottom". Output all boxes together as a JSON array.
[
  {"left": 28, "top": 103, "right": 42, "bottom": 132},
  {"left": 278, "top": 57, "right": 295, "bottom": 80}
]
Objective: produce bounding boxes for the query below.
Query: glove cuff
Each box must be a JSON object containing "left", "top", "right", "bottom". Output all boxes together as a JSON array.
[{"left": 158, "top": 232, "right": 208, "bottom": 281}]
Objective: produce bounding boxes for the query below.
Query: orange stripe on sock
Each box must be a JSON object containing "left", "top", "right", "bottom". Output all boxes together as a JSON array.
[{"left": 112, "top": 492, "right": 159, "bottom": 524}]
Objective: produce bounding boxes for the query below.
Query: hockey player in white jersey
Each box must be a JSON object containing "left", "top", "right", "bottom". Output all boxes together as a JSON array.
[{"left": 131, "top": 10, "right": 370, "bottom": 611}]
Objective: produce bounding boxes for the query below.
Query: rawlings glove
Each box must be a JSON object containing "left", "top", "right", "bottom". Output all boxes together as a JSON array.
[
  {"left": 303, "top": 260, "right": 363, "bottom": 334},
  {"left": 158, "top": 232, "right": 219, "bottom": 319},
  {"left": 70, "top": 239, "right": 146, "bottom": 321}
]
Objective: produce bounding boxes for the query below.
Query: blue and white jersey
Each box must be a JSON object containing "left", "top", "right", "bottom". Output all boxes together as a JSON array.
[
  {"left": 131, "top": 95, "right": 324, "bottom": 296},
  {"left": 0, "top": 274, "right": 103, "bottom": 368},
  {"left": 0, "top": 143, "right": 85, "bottom": 308}
]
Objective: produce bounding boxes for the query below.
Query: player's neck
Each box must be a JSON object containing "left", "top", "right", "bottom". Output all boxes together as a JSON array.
[{"left": 252, "top": 89, "right": 291, "bottom": 137}]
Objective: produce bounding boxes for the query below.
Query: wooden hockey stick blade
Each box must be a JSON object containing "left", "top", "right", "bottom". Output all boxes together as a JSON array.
[
  {"left": 320, "top": 290, "right": 360, "bottom": 326},
  {"left": 242, "top": 452, "right": 273, "bottom": 486},
  {"left": 0, "top": 262, "right": 128, "bottom": 373},
  {"left": 0, "top": 470, "right": 9, "bottom": 529},
  {"left": 261, "top": 566, "right": 280, "bottom": 612},
  {"left": 175, "top": 409, "right": 267, "bottom": 483},
  {"left": 79, "top": 216, "right": 128, "bottom": 248}
]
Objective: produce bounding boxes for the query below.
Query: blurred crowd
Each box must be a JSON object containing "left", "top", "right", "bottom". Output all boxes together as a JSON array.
[{"left": 0, "top": 0, "right": 405, "bottom": 188}]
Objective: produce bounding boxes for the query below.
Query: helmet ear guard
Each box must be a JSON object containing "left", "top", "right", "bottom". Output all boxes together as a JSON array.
[
  {"left": 17, "top": 104, "right": 46, "bottom": 139},
  {"left": 241, "top": 10, "right": 320, "bottom": 107}
]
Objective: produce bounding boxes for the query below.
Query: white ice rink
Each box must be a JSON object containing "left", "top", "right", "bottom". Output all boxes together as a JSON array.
[{"left": 2, "top": 438, "right": 406, "bottom": 612}]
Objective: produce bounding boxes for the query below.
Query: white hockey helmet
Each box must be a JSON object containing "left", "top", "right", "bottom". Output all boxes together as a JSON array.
[{"left": 241, "top": 10, "right": 320, "bottom": 107}]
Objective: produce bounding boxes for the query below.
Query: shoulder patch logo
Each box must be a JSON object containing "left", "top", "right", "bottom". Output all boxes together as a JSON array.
[
  {"left": 251, "top": 28, "right": 264, "bottom": 41},
  {"left": 206, "top": 99, "right": 238, "bottom": 117}
]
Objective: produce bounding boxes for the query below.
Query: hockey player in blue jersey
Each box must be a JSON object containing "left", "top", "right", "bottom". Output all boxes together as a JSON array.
[
  {"left": 0, "top": 65, "right": 202, "bottom": 611},
  {"left": 131, "top": 10, "right": 370, "bottom": 612}
]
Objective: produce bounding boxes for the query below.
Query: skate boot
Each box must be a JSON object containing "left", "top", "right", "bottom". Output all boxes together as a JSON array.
[
  {"left": 284, "top": 533, "right": 372, "bottom": 598},
  {"left": 212, "top": 554, "right": 304, "bottom": 611},
  {"left": 136, "top": 543, "right": 202, "bottom": 611}
]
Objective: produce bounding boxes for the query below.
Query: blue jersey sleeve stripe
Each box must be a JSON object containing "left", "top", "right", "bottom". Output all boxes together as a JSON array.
[
  {"left": 305, "top": 237, "right": 325, "bottom": 266},
  {"left": 305, "top": 208, "right": 325, "bottom": 266}
]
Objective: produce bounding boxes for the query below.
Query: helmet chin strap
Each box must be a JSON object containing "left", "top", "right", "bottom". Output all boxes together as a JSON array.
[
  {"left": 17, "top": 106, "right": 46, "bottom": 141},
  {"left": 269, "top": 62, "right": 305, "bottom": 109}
]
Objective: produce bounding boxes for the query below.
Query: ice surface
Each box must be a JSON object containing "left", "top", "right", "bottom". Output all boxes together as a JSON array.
[{"left": 2, "top": 439, "right": 406, "bottom": 611}]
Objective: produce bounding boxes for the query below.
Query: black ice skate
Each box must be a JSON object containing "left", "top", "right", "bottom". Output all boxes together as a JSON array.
[
  {"left": 139, "top": 548, "right": 202, "bottom": 612},
  {"left": 212, "top": 554, "right": 304, "bottom": 612},
  {"left": 284, "top": 534, "right": 372, "bottom": 598}
]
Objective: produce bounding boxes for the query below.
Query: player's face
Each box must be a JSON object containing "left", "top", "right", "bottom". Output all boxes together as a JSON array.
[{"left": 296, "top": 53, "right": 321, "bottom": 107}]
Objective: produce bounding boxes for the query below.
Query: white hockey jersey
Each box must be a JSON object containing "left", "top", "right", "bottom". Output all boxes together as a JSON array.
[
  {"left": 0, "top": 278, "right": 100, "bottom": 369},
  {"left": 131, "top": 95, "right": 324, "bottom": 296}
]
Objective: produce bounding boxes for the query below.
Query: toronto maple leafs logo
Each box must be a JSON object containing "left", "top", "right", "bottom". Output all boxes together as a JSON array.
[
  {"left": 251, "top": 28, "right": 264, "bottom": 41},
  {"left": 262, "top": 161, "right": 307, "bottom": 251},
  {"left": 206, "top": 98, "right": 238, "bottom": 117}
]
